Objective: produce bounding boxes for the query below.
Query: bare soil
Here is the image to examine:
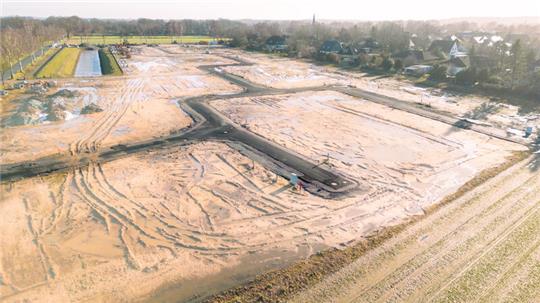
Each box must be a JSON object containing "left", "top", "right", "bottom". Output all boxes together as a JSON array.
[{"left": 1, "top": 45, "right": 535, "bottom": 303}]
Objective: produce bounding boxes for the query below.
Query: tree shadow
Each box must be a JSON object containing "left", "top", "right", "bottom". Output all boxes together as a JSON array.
[
  {"left": 462, "top": 102, "right": 500, "bottom": 120},
  {"left": 413, "top": 81, "right": 540, "bottom": 115},
  {"left": 528, "top": 135, "right": 540, "bottom": 172},
  {"left": 528, "top": 153, "right": 540, "bottom": 172},
  {"left": 444, "top": 102, "right": 499, "bottom": 136}
]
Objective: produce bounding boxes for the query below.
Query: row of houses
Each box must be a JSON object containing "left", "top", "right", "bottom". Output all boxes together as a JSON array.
[
  {"left": 263, "top": 34, "right": 539, "bottom": 78},
  {"left": 264, "top": 35, "right": 381, "bottom": 55}
]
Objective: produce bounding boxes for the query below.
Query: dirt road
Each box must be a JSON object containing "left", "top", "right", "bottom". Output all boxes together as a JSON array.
[{"left": 291, "top": 156, "right": 540, "bottom": 303}]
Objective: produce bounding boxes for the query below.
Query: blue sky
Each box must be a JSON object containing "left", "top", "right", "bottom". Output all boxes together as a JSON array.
[{"left": 2, "top": 0, "right": 540, "bottom": 20}]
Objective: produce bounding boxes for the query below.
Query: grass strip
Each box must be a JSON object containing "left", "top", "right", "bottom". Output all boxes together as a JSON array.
[
  {"left": 35, "top": 47, "right": 81, "bottom": 78},
  {"left": 98, "top": 48, "right": 122, "bottom": 75}
]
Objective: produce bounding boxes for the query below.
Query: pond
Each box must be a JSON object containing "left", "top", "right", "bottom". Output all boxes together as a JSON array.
[{"left": 75, "top": 50, "right": 102, "bottom": 77}]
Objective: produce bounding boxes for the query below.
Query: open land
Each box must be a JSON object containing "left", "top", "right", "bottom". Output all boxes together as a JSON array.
[
  {"left": 219, "top": 50, "right": 540, "bottom": 136},
  {"left": 0, "top": 44, "right": 538, "bottom": 303},
  {"left": 67, "top": 35, "right": 223, "bottom": 45},
  {"left": 1, "top": 45, "right": 240, "bottom": 164}
]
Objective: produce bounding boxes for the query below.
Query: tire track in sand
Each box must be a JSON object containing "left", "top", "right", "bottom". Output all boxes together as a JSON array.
[{"left": 71, "top": 78, "right": 145, "bottom": 154}]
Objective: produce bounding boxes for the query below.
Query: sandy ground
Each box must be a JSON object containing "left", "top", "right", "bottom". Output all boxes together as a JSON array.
[
  {"left": 291, "top": 156, "right": 540, "bottom": 303},
  {"left": 213, "top": 90, "right": 526, "bottom": 208},
  {"left": 216, "top": 49, "right": 539, "bottom": 137},
  {"left": 0, "top": 45, "right": 240, "bottom": 164},
  {"left": 0, "top": 47, "right": 535, "bottom": 302},
  {"left": 219, "top": 51, "right": 347, "bottom": 89},
  {"left": 0, "top": 140, "right": 406, "bottom": 302}
]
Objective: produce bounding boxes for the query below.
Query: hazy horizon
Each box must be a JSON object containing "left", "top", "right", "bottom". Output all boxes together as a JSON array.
[{"left": 2, "top": 0, "right": 540, "bottom": 21}]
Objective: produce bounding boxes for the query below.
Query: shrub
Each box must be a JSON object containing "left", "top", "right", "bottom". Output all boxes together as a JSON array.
[
  {"left": 455, "top": 68, "right": 477, "bottom": 85},
  {"left": 381, "top": 56, "right": 394, "bottom": 71},
  {"left": 394, "top": 59, "right": 403, "bottom": 71},
  {"left": 327, "top": 53, "right": 340, "bottom": 64},
  {"left": 98, "top": 48, "right": 122, "bottom": 75},
  {"left": 429, "top": 64, "right": 447, "bottom": 81},
  {"left": 477, "top": 69, "right": 489, "bottom": 83}
]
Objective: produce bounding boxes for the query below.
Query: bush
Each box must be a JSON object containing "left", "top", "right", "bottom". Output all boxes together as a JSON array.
[
  {"left": 327, "top": 53, "right": 340, "bottom": 64},
  {"left": 455, "top": 68, "right": 477, "bottom": 85},
  {"left": 370, "top": 55, "right": 383, "bottom": 68},
  {"left": 429, "top": 64, "right": 447, "bottom": 81},
  {"left": 98, "top": 48, "right": 122, "bottom": 75},
  {"left": 477, "top": 69, "right": 489, "bottom": 83},
  {"left": 381, "top": 56, "right": 394, "bottom": 71},
  {"left": 394, "top": 59, "right": 403, "bottom": 71}
]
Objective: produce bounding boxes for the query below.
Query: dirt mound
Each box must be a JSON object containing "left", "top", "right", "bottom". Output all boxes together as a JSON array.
[
  {"left": 50, "top": 88, "right": 79, "bottom": 99},
  {"left": 5, "top": 94, "right": 73, "bottom": 126},
  {"left": 9, "top": 110, "right": 41, "bottom": 126},
  {"left": 46, "top": 98, "right": 68, "bottom": 121},
  {"left": 81, "top": 103, "right": 103, "bottom": 114},
  {"left": 6, "top": 99, "right": 44, "bottom": 126}
]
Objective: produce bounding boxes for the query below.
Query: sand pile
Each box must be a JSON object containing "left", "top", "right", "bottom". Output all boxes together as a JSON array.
[
  {"left": 2, "top": 45, "right": 240, "bottom": 163},
  {"left": 81, "top": 103, "right": 103, "bottom": 114},
  {"left": 45, "top": 97, "right": 68, "bottom": 121},
  {"left": 50, "top": 88, "right": 78, "bottom": 98},
  {"left": 7, "top": 98, "right": 44, "bottom": 126},
  {"left": 4, "top": 89, "right": 83, "bottom": 126}
]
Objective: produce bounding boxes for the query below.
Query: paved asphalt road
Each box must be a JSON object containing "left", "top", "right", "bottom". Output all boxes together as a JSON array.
[
  {"left": 1, "top": 52, "right": 529, "bottom": 196},
  {"left": 0, "top": 58, "right": 359, "bottom": 196},
  {"left": 2, "top": 46, "right": 52, "bottom": 81}
]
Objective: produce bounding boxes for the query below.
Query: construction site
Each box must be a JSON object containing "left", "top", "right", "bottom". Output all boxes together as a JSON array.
[{"left": 1, "top": 43, "right": 538, "bottom": 303}]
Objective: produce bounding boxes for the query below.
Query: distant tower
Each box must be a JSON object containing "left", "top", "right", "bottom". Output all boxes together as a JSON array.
[{"left": 312, "top": 14, "right": 316, "bottom": 25}]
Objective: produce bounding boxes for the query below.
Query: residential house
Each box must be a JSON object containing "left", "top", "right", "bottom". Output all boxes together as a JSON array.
[
  {"left": 265, "top": 35, "right": 288, "bottom": 52},
  {"left": 339, "top": 44, "right": 360, "bottom": 66},
  {"left": 404, "top": 64, "right": 433, "bottom": 76},
  {"left": 394, "top": 49, "right": 437, "bottom": 67},
  {"left": 447, "top": 55, "right": 470, "bottom": 77},
  {"left": 428, "top": 39, "right": 467, "bottom": 59},
  {"left": 357, "top": 38, "right": 381, "bottom": 54},
  {"left": 319, "top": 40, "right": 344, "bottom": 54}
]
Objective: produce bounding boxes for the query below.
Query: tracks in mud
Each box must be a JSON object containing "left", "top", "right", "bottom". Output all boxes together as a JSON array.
[
  {"left": 70, "top": 78, "right": 146, "bottom": 154},
  {"left": 0, "top": 51, "right": 529, "bottom": 196},
  {"left": 0, "top": 56, "right": 358, "bottom": 196}
]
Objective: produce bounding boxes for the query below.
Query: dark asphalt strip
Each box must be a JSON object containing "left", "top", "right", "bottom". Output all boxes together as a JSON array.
[
  {"left": 0, "top": 58, "right": 358, "bottom": 196},
  {"left": 1, "top": 53, "right": 527, "bottom": 195}
]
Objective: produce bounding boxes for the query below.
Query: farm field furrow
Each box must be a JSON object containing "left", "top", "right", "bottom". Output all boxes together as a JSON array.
[{"left": 290, "top": 156, "right": 540, "bottom": 303}]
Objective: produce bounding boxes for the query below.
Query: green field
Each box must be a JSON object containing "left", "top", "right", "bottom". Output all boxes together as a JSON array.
[
  {"left": 98, "top": 48, "right": 122, "bottom": 76},
  {"left": 68, "top": 35, "right": 225, "bottom": 45},
  {"left": 35, "top": 47, "right": 82, "bottom": 78}
]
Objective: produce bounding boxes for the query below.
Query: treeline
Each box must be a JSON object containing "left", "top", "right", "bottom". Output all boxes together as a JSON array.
[
  {"left": 0, "top": 16, "right": 245, "bottom": 79},
  {"left": 226, "top": 20, "right": 540, "bottom": 55},
  {"left": 1, "top": 17, "right": 65, "bottom": 79},
  {"left": 1, "top": 16, "right": 245, "bottom": 38},
  {"left": 2, "top": 16, "right": 539, "bottom": 99},
  {"left": 226, "top": 20, "right": 540, "bottom": 100}
]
